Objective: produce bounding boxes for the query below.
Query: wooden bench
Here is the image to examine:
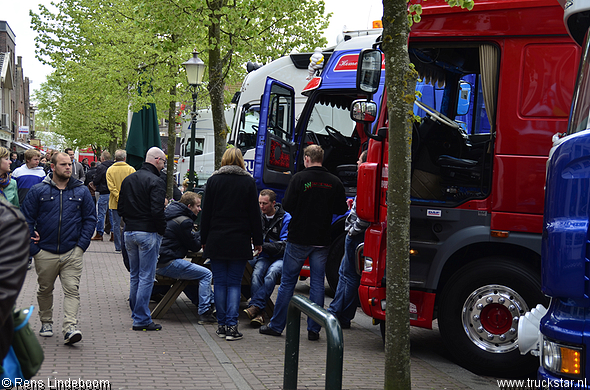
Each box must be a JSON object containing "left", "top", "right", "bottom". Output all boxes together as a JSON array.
[
  {"left": 151, "top": 275, "right": 199, "bottom": 319},
  {"left": 151, "top": 251, "right": 276, "bottom": 320}
]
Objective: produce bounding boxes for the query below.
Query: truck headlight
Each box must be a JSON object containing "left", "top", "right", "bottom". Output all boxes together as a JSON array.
[{"left": 541, "top": 337, "right": 584, "bottom": 378}]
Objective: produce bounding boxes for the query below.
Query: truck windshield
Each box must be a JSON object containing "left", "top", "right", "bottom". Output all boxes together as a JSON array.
[
  {"left": 308, "top": 101, "right": 356, "bottom": 137},
  {"left": 568, "top": 28, "right": 590, "bottom": 135}
]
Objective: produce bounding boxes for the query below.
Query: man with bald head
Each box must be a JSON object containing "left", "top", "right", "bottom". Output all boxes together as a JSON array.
[{"left": 118, "top": 147, "right": 167, "bottom": 331}]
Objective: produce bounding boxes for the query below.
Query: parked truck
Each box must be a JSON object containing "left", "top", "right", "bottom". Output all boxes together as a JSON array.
[
  {"left": 253, "top": 0, "right": 579, "bottom": 377},
  {"left": 516, "top": 0, "right": 590, "bottom": 387}
]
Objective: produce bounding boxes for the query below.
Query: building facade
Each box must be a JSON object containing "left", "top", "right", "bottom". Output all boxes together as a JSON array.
[{"left": 0, "top": 21, "right": 35, "bottom": 153}]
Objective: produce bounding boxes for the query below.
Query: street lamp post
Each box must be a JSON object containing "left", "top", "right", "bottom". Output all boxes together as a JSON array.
[{"left": 182, "top": 51, "right": 206, "bottom": 192}]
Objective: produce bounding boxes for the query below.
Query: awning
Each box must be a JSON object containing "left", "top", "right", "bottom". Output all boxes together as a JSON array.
[{"left": 12, "top": 141, "right": 35, "bottom": 151}]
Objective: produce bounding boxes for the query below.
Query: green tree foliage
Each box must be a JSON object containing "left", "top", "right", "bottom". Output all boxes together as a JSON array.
[{"left": 30, "top": 0, "right": 329, "bottom": 163}]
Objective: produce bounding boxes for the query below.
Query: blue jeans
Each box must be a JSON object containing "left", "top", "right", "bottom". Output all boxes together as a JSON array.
[
  {"left": 126, "top": 231, "right": 162, "bottom": 327},
  {"left": 268, "top": 243, "right": 329, "bottom": 334},
  {"left": 210, "top": 259, "right": 247, "bottom": 327},
  {"left": 328, "top": 233, "right": 364, "bottom": 326},
  {"left": 249, "top": 256, "right": 282, "bottom": 310},
  {"left": 96, "top": 193, "right": 111, "bottom": 235},
  {"left": 156, "top": 259, "right": 213, "bottom": 315},
  {"left": 111, "top": 209, "right": 122, "bottom": 251}
]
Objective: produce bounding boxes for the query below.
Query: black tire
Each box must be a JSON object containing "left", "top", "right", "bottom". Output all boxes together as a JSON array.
[
  {"left": 438, "top": 257, "right": 547, "bottom": 378},
  {"left": 326, "top": 233, "right": 346, "bottom": 293}
]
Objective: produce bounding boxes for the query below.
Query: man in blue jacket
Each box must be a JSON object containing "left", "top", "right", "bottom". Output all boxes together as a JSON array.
[
  {"left": 243, "top": 189, "right": 290, "bottom": 327},
  {"left": 21, "top": 152, "right": 96, "bottom": 345}
]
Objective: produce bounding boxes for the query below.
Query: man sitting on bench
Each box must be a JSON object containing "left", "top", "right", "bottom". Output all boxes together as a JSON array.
[
  {"left": 243, "top": 189, "right": 291, "bottom": 326},
  {"left": 157, "top": 192, "right": 216, "bottom": 324}
]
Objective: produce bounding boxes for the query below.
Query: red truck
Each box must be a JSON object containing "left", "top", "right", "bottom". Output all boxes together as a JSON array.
[
  {"left": 251, "top": 0, "right": 578, "bottom": 377},
  {"left": 351, "top": 0, "right": 580, "bottom": 377}
]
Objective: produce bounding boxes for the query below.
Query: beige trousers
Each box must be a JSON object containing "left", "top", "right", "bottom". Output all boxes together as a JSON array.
[{"left": 34, "top": 246, "right": 84, "bottom": 335}]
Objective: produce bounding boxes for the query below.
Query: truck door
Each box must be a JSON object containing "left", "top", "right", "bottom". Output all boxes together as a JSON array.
[{"left": 256, "top": 77, "right": 296, "bottom": 190}]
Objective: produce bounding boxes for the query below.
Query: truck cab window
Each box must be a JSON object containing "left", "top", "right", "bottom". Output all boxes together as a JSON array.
[
  {"left": 568, "top": 27, "right": 590, "bottom": 135},
  {"left": 268, "top": 84, "right": 294, "bottom": 142},
  {"left": 237, "top": 106, "right": 260, "bottom": 153}
]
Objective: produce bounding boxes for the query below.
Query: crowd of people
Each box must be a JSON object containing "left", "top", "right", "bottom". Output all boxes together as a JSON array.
[{"left": 0, "top": 142, "right": 366, "bottom": 359}]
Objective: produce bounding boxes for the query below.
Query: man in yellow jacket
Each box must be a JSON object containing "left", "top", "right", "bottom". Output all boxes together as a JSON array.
[{"left": 106, "top": 150, "right": 136, "bottom": 253}]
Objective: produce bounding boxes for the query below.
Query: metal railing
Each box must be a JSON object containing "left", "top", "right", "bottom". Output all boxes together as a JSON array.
[{"left": 284, "top": 294, "right": 344, "bottom": 390}]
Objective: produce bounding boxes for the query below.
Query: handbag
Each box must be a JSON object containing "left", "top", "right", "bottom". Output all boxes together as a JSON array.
[{"left": 11, "top": 306, "right": 44, "bottom": 379}]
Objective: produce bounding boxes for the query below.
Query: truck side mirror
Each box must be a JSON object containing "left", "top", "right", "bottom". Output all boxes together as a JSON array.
[
  {"left": 350, "top": 99, "right": 378, "bottom": 123},
  {"left": 456, "top": 81, "right": 472, "bottom": 116},
  {"left": 357, "top": 49, "right": 382, "bottom": 94}
]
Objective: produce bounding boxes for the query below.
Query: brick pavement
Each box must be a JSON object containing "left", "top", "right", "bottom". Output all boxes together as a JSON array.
[{"left": 13, "top": 237, "right": 495, "bottom": 390}]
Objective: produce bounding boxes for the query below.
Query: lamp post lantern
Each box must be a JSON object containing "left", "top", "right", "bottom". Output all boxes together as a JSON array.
[{"left": 182, "top": 51, "right": 206, "bottom": 192}]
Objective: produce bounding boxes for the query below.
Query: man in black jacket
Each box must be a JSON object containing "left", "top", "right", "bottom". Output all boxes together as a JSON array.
[
  {"left": 91, "top": 151, "right": 114, "bottom": 241},
  {"left": 156, "top": 192, "right": 215, "bottom": 324},
  {"left": 118, "top": 147, "right": 167, "bottom": 331},
  {"left": 260, "top": 145, "right": 347, "bottom": 341}
]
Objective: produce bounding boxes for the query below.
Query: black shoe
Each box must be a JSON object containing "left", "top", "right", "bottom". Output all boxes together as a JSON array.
[
  {"left": 198, "top": 309, "right": 217, "bottom": 324},
  {"left": 225, "top": 324, "right": 243, "bottom": 341},
  {"left": 64, "top": 329, "right": 82, "bottom": 345},
  {"left": 308, "top": 330, "right": 320, "bottom": 341},
  {"left": 340, "top": 322, "right": 351, "bottom": 329},
  {"left": 133, "top": 322, "right": 162, "bottom": 331},
  {"left": 216, "top": 325, "right": 226, "bottom": 338},
  {"left": 259, "top": 325, "right": 281, "bottom": 336}
]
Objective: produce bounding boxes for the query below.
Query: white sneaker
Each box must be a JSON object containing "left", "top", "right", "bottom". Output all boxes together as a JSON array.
[{"left": 39, "top": 323, "right": 53, "bottom": 337}]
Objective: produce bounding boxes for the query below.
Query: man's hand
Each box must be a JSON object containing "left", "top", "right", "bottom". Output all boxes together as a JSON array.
[{"left": 31, "top": 231, "right": 40, "bottom": 243}]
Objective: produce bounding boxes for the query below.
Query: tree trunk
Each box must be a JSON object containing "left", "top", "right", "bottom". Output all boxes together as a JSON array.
[
  {"left": 383, "top": 0, "right": 415, "bottom": 388},
  {"left": 121, "top": 121, "right": 127, "bottom": 148},
  {"left": 166, "top": 84, "right": 177, "bottom": 199},
  {"left": 208, "top": 0, "right": 228, "bottom": 170}
]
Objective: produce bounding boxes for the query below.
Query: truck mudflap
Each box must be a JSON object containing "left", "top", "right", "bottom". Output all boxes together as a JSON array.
[{"left": 358, "top": 287, "right": 436, "bottom": 329}]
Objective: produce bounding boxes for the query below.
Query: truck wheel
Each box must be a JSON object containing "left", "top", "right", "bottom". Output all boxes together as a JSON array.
[
  {"left": 438, "top": 257, "right": 546, "bottom": 377},
  {"left": 326, "top": 233, "right": 345, "bottom": 293}
]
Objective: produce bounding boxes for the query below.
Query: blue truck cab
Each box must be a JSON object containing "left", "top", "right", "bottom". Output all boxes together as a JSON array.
[
  {"left": 517, "top": 0, "right": 590, "bottom": 386},
  {"left": 254, "top": 34, "right": 385, "bottom": 200},
  {"left": 252, "top": 34, "right": 386, "bottom": 289}
]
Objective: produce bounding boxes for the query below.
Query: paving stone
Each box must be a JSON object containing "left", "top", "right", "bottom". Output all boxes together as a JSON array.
[{"left": 14, "top": 239, "right": 483, "bottom": 389}]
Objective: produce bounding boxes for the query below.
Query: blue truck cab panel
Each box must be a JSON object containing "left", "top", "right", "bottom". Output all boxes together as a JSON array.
[
  {"left": 538, "top": 129, "right": 590, "bottom": 385},
  {"left": 524, "top": 1, "right": 590, "bottom": 385},
  {"left": 255, "top": 34, "right": 386, "bottom": 201}
]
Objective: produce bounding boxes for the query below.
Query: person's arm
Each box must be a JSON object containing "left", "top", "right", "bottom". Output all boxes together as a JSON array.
[
  {"left": 261, "top": 213, "right": 290, "bottom": 257},
  {"left": 199, "top": 180, "right": 214, "bottom": 246},
  {"left": 333, "top": 181, "right": 348, "bottom": 216},
  {"left": 248, "top": 181, "right": 263, "bottom": 247},
  {"left": 150, "top": 179, "right": 167, "bottom": 235},
  {"left": 282, "top": 176, "right": 299, "bottom": 213},
  {"left": 348, "top": 199, "right": 370, "bottom": 236},
  {"left": 0, "top": 201, "right": 29, "bottom": 360},
  {"left": 77, "top": 162, "right": 86, "bottom": 183},
  {"left": 106, "top": 169, "right": 118, "bottom": 205},
  {"left": 93, "top": 165, "right": 105, "bottom": 188},
  {"left": 182, "top": 219, "right": 202, "bottom": 252},
  {"left": 20, "top": 186, "right": 41, "bottom": 256},
  {"left": 78, "top": 187, "right": 98, "bottom": 251}
]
